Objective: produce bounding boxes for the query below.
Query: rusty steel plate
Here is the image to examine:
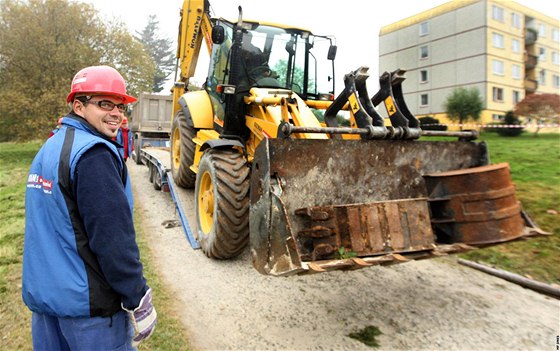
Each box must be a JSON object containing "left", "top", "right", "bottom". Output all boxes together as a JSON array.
[
  {"left": 424, "top": 163, "right": 525, "bottom": 245},
  {"left": 295, "top": 198, "right": 435, "bottom": 261}
]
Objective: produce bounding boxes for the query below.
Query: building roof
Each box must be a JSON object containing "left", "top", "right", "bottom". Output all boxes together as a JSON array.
[{"left": 379, "top": 0, "right": 559, "bottom": 35}]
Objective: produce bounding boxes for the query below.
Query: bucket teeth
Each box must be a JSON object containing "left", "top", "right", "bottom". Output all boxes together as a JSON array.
[
  {"left": 350, "top": 257, "right": 372, "bottom": 267},
  {"left": 295, "top": 207, "right": 332, "bottom": 221},
  {"left": 298, "top": 226, "right": 333, "bottom": 238}
]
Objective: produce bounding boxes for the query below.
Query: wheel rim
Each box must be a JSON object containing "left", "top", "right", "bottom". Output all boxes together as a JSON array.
[
  {"left": 198, "top": 170, "right": 214, "bottom": 235},
  {"left": 172, "top": 127, "right": 181, "bottom": 170}
]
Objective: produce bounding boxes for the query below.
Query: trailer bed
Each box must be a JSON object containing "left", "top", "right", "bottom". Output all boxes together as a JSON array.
[{"left": 140, "top": 147, "right": 200, "bottom": 249}]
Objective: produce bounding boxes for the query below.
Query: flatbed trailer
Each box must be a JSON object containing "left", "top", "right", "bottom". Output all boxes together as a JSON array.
[{"left": 139, "top": 146, "right": 200, "bottom": 249}]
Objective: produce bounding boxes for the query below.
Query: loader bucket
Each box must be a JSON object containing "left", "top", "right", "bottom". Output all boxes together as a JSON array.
[{"left": 249, "top": 137, "right": 505, "bottom": 276}]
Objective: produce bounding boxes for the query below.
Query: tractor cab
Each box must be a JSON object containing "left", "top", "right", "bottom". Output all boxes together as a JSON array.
[{"left": 206, "top": 19, "right": 337, "bottom": 101}]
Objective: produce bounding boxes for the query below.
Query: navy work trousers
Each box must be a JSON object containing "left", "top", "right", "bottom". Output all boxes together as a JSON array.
[{"left": 31, "top": 310, "right": 136, "bottom": 351}]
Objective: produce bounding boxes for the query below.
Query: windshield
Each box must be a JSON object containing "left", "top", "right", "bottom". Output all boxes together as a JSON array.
[{"left": 206, "top": 21, "right": 335, "bottom": 100}]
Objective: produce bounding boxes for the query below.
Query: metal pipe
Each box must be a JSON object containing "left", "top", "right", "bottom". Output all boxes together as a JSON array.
[
  {"left": 421, "top": 130, "right": 479, "bottom": 140},
  {"left": 279, "top": 124, "right": 420, "bottom": 140},
  {"left": 279, "top": 123, "right": 479, "bottom": 141},
  {"left": 458, "top": 259, "right": 560, "bottom": 299}
]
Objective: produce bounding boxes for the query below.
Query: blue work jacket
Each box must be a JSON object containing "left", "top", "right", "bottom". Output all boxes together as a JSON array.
[{"left": 22, "top": 114, "right": 147, "bottom": 317}]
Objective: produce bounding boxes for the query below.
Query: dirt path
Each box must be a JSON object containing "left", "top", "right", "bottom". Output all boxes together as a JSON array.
[{"left": 128, "top": 159, "right": 559, "bottom": 351}]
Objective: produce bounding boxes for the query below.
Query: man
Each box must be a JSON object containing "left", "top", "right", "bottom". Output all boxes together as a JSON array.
[
  {"left": 240, "top": 31, "right": 273, "bottom": 85},
  {"left": 22, "top": 65, "right": 156, "bottom": 350},
  {"left": 116, "top": 117, "right": 134, "bottom": 162}
]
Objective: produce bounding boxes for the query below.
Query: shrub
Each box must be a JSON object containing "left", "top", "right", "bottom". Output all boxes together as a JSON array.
[
  {"left": 419, "top": 116, "right": 447, "bottom": 131},
  {"left": 496, "top": 111, "right": 524, "bottom": 137}
]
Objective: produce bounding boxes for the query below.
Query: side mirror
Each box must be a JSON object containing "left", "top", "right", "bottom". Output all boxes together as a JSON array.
[
  {"left": 328, "top": 45, "right": 337, "bottom": 60},
  {"left": 212, "top": 25, "right": 225, "bottom": 44},
  {"left": 285, "top": 40, "right": 295, "bottom": 55}
]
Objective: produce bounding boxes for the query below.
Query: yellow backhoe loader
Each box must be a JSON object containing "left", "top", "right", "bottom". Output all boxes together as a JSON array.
[{"left": 169, "top": 0, "right": 544, "bottom": 276}]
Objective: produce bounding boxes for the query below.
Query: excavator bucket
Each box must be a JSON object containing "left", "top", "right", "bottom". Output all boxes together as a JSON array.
[
  {"left": 250, "top": 138, "right": 544, "bottom": 276},
  {"left": 249, "top": 68, "right": 545, "bottom": 276}
]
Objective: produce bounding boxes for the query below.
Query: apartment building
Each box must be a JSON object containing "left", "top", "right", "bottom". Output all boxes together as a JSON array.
[{"left": 379, "top": 0, "right": 560, "bottom": 126}]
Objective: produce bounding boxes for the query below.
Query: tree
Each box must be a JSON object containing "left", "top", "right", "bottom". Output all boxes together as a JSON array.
[
  {"left": 0, "top": 0, "right": 156, "bottom": 141},
  {"left": 514, "top": 93, "right": 560, "bottom": 136},
  {"left": 312, "top": 109, "right": 349, "bottom": 127},
  {"left": 443, "top": 87, "right": 483, "bottom": 129},
  {"left": 135, "top": 15, "right": 175, "bottom": 93},
  {"left": 272, "top": 60, "right": 315, "bottom": 93}
]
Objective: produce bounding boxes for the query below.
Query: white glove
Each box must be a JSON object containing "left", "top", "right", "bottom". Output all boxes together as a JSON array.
[{"left": 123, "top": 288, "right": 157, "bottom": 347}]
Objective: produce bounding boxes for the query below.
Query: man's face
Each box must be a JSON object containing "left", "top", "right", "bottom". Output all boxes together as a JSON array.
[{"left": 73, "top": 95, "right": 125, "bottom": 138}]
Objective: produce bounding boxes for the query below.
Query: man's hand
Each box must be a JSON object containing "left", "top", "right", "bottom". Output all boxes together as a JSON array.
[{"left": 123, "top": 288, "right": 157, "bottom": 347}]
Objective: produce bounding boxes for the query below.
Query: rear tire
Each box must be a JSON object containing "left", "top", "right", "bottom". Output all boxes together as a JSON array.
[
  {"left": 134, "top": 134, "right": 143, "bottom": 165},
  {"left": 148, "top": 163, "right": 155, "bottom": 183},
  {"left": 195, "top": 149, "right": 250, "bottom": 259},
  {"left": 153, "top": 168, "right": 162, "bottom": 191},
  {"left": 170, "top": 111, "right": 197, "bottom": 188}
]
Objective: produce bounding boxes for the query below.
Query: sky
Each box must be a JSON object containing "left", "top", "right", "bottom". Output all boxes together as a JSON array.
[{"left": 82, "top": 0, "right": 559, "bottom": 92}]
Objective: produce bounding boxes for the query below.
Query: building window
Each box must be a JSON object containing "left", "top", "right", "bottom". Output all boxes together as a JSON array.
[
  {"left": 492, "top": 33, "right": 504, "bottom": 48},
  {"left": 420, "top": 94, "right": 429, "bottom": 106},
  {"left": 420, "top": 45, "right": 429, "bottom": 59},
  {"left": 420, "top": 70, "right": 428, "bottom": 83},
  {"left": 513, "top": 90, "right": 521, "bottom": 104},
  {"left": 553, "top": 74, "right": 560, "bottom": 88},
  {"left": 539, "top": 47, "right": 546, "bottom": 62},
  {"left": 538, "top": 23, "right": 546, "bottom": 38},
  {"left": 511, "top": 13, "right": 521, "bottom": 28},
  {"left": 512, "top": 64, "right": 521, "bottom": 79},
  {"left": 552, "top": 51, "right": 559, "bottom": 65},
  {"left": 492, "top": 59, "right": 504, "bottom": 75},
  {"left": 493, "top": 87, "right": 504, "bottom": 102},
  {"left": 419, "top": 22, "right": 429, "bottom": 36},
  {"left": 492, "top": 5, "right": 504, "bottom": 22},
  {"left": 553, "top": 28, "right": 559, "bottom": 42},
  {"left": 539, "top": 70, "right": 546, "bottom": 85},
  {"left": 492, "top": 114, "right": 504, "bottom": 121},
  {"left": 511, "top": 39, "right": 521, "bottom": 53}
]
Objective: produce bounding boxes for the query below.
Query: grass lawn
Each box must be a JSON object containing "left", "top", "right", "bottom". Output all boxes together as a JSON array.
[
  {"left": 0, "top": 141, "right": 41, "bottom": 349},
  {"left": 0, "top": 132, "right": 558, "bottom": 349},
  {"left": 460, "top": 132, "right": 560, "bottom": 284}
]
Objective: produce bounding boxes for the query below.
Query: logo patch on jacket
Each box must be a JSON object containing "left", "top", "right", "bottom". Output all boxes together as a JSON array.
[{"left": 27, "top": 173, "right": 53, "bottom": 194}]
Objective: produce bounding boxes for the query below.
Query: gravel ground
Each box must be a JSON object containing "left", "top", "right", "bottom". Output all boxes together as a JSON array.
[{"left": 128, "top": 158, "right": 559, "bottom": 351}]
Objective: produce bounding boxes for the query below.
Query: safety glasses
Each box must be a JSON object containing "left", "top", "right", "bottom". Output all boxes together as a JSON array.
[{"left": 78, "top": 97, "right": 126, "bottom": 113}]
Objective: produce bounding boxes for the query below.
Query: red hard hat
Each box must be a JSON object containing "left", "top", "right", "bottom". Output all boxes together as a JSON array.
[{"left": 66, "top": 65, "right": 137, "bottom": 104}]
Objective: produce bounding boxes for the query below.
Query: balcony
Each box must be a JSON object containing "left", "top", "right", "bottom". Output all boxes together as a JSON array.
[
  {"left": 524, "top": 78, "right": 538, "bottom": 93},
  {"left": 524, "top": 51, "right": 539, "bottom": 69},
  {"left": 525, "top": 27, "right": 538, "bottom": 46}
]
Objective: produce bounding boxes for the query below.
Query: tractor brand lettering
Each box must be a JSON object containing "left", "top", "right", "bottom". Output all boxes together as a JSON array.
[
  {"left": 348, "top": 93, "right": 360, "bottom": 114},
  {"left": 255, "top": 122, "right": 269, "bottom": 138},
  {"left": 384, "top": 96, "right": 396, "bottom": 116},
  {"left": 27, "top": 173, "right": 53, "bottom": 194},
  {"left": 189, "top": 15, "right": 202, "bottom": 49}
]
